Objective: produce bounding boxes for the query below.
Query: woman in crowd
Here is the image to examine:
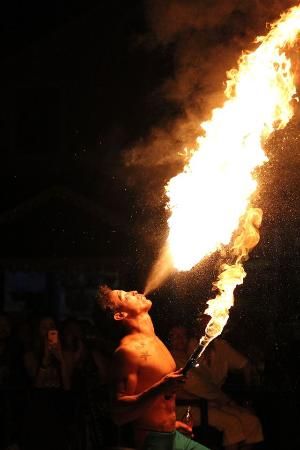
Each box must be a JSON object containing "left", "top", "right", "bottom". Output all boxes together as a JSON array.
[{"left": 23, "top": 316, "right": 71, "bottom": 450}]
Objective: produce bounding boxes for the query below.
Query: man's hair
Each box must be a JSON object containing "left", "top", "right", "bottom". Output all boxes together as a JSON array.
[
  {"left": 98, "top": 285, "right": 119, "bottom": 313},
  {"left": 96, "top": 285, "right": 126, "bottom": 342}
]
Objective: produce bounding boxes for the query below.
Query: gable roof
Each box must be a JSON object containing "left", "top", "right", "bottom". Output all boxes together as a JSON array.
[{"left": 0, "top": 185, "right": 127, "bottom": 231}]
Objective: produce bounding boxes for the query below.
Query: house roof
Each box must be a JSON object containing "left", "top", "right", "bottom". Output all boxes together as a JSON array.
[{"left": 0, "top": 185, "right": 129, "bottom": 265}]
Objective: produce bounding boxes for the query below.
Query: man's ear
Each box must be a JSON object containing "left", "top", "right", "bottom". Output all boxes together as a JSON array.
[{"left": 114, "top": 311, "right": 128, "bottom": 321}]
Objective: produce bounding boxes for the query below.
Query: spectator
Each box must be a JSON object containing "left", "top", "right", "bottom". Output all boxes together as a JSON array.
[
  {"left": 24, "top": 316, "right": 70, "bottom": 389},
  {"left": 169, "top": 325, "right": 264, "bottom": 450},
  {"left": 61, "top": 318, "right": 85, "bottom": 386},
  {"left": 23, "top": 316, "right": 70, "bottom": 450},
  {"left": 81, "top": 325, "right": 116, "bottom": 449},
  {"left": 0, "top": 314, "right": 27, "bottom": 450}
]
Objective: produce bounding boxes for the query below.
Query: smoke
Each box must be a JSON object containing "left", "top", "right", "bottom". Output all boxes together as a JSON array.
[
  {"left": 124, "top": 0, "right": 296, "bottom": 175},
  {"left": 145, "top": 0, "right": 296, "bottom": 43}
]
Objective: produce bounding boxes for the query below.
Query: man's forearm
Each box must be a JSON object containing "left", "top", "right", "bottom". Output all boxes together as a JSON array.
[{"left": 112, "top": 376, "right": 166, "bottom": 424}]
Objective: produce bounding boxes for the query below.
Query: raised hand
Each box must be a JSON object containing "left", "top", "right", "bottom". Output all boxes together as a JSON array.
[{"left": 160, "top": 368, "right": 186, "bottom": 395}]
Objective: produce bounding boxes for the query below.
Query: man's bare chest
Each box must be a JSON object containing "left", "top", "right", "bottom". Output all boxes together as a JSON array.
[{"left": 132, "top": 337, "right": 175, "bottom": 386}]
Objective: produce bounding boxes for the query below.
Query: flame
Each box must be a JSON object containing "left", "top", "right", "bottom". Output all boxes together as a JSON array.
[
  {"left": 164, "top": 5, "right": 300, "bottom": 346},
  {"left": 199, "top": 207, "right": 263, "bottom": 349}
]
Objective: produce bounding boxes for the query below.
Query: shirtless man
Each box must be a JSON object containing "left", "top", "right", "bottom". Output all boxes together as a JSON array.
[{"left": 98, "top": 286, "right": 209, "bottom": 450}]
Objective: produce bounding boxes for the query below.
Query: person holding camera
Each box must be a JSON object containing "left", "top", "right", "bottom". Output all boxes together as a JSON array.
[
  {"left": 24, "top": 316, "right": 70, "bottom": 390},
  {"left": 23, "top": 317, "right": 70, "bottom": 450}
]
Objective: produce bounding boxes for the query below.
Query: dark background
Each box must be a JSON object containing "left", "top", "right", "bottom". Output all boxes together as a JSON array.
[{"left": 0, "top": 1, "right": 299, "bottom": 448}]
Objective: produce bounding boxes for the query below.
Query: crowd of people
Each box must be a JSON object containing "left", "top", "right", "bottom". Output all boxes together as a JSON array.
[
  {"left": 0, "top": 290, "right": 267, "bottom": 450},
  {"left": 0, "top": 313, "right": 115, "bottom": 450}
]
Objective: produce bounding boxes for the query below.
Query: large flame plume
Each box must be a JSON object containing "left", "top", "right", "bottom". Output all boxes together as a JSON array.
[
  {"left": 167, "top": 5, "right": 299, "bottom": 272},
  {"left": 145, "top": 4, "right": 300, "bottom": 347}
]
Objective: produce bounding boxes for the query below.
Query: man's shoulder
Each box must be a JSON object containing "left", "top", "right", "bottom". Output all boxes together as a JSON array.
[
  {"left": 114, "top": 340, "right": 140, "bottom": 363},
  {"left": 214, "top": 338, "right": 233, "bottom": 351},
  {"left": 214, "top": 338, "right": 226, "bottom": 349},
  {"left": 216, "top": 339, "right": 247, "bottom": 367}
]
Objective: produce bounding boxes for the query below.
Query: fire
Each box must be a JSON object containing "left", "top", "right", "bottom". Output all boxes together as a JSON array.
[
  {"left": 167, "top": 6, "right": 299, "bottom": 271},
  {"left": 200, "top": 207, "right": 263, "bottom": 349},
  {"left": 165, "top": 5, "right": 300, "bottom": 348}
]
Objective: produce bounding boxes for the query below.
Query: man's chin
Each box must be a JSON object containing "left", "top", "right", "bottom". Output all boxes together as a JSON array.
[{"left": 145, "top": 299, "right": 152, "bottom": 310}]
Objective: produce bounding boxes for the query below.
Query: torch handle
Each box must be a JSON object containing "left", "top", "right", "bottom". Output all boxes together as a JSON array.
[{"left": 182, "top": 342, "right": 206, "bottom": 375}]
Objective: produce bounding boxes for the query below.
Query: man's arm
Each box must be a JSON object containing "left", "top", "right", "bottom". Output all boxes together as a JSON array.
[{"left": 111, "top": 347, "right": 184, "bottom": 425}]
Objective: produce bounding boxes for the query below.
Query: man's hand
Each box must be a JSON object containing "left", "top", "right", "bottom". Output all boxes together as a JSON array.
[
  {"left": 160, "top": 368, "right": 186, "bottom": 395},
  {"left": 49, "top": 340, "right": 64, "bottom": 364},
  {"left": 176, "top": 420, "right": 193, "bottom": 438}
]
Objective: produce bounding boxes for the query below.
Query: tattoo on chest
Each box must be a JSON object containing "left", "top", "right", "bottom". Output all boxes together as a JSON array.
[
  {"left": 135, "top": 342, "right": 151, "bottom": 361},
  {"left": 140, "top": 350, "right": 151, "bottom": 361}
]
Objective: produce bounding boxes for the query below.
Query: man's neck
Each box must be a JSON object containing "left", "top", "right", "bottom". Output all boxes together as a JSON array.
[{"left": 126, "top": 312, "right": 155, "bottom": 337}]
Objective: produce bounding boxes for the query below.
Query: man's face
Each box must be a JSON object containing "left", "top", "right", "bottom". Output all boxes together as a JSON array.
[
  {"left": 39, "top": 318, "right": 56, "bottom": 339},
  {"left": 112, "top": 289, "right": 152, "bottom": 317}
]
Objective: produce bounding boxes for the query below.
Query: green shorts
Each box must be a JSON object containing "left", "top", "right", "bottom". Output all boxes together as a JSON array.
[{"left": 142, "top": 430, "right": 210, "bottom": 450}]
